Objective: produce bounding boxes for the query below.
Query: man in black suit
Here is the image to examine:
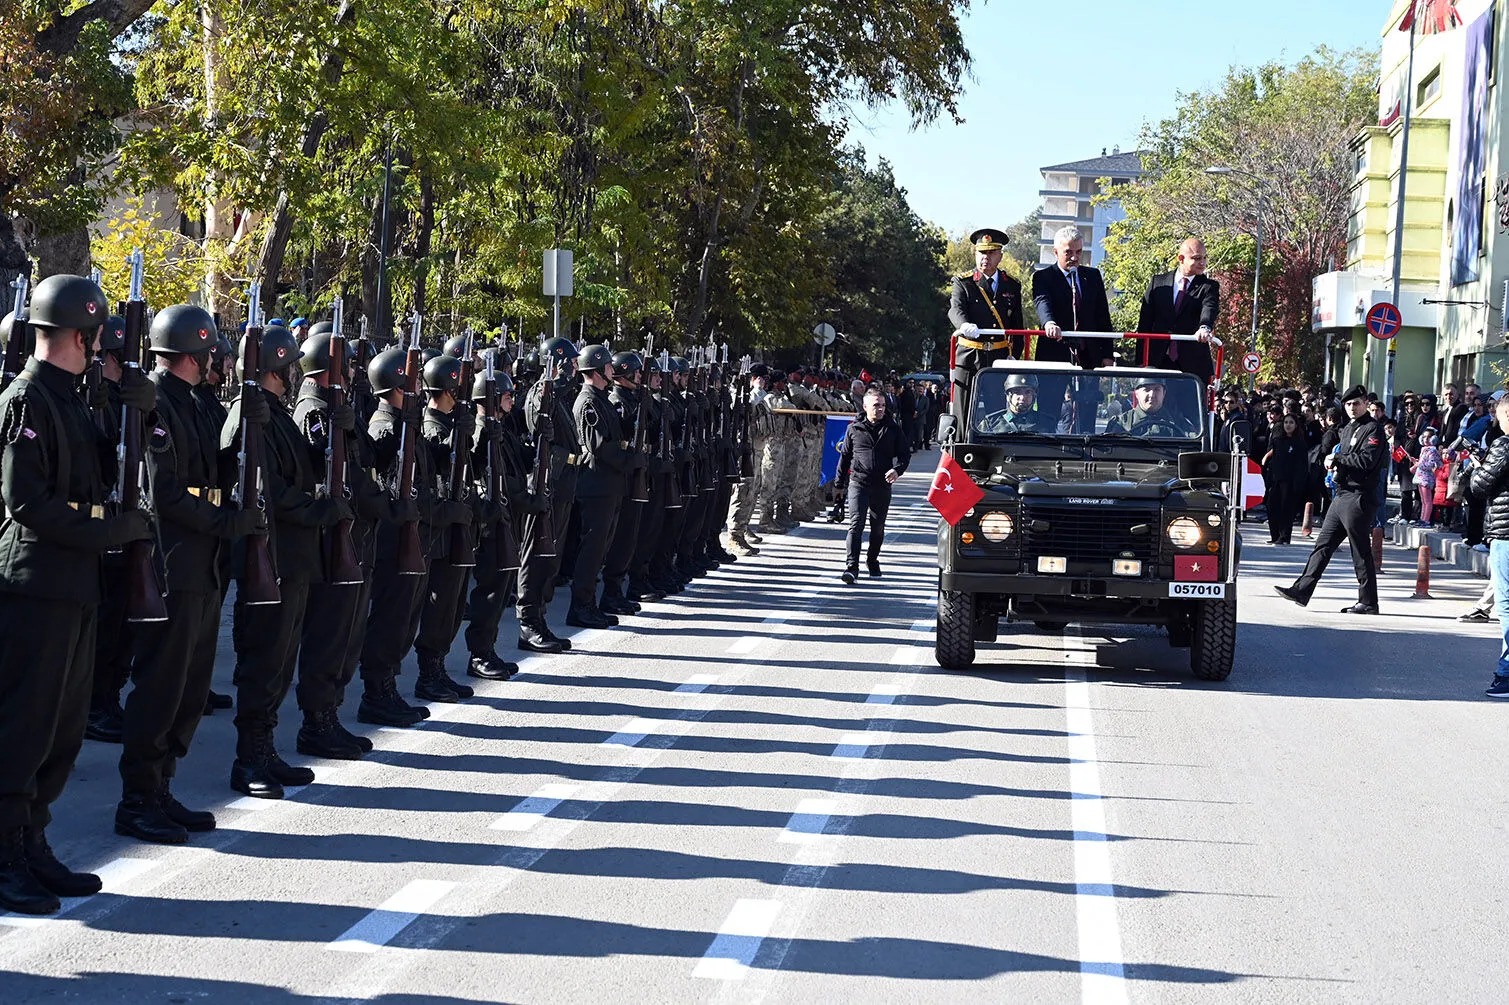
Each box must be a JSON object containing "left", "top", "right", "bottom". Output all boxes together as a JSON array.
[
  {"left": 1031, "top": 225, "right": 1114, "bottom": 432},
  {"left": 949, "top": 228, "right": 1025, "bottom": 358},
  {"left": 1137, "top": 237, "right": 1220, "bottom": 384}
]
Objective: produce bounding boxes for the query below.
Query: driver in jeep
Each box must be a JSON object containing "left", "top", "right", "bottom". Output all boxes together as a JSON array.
[
  {"left": 1106, "top": 376, "right": 1194, "bottom": 436},
  {"left": 980, "top": 373, "right": 1043, "bottom": 433}
]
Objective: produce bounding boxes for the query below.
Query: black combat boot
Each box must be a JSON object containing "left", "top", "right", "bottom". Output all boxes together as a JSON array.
[
  {"left": 415, "top": 652, "right": 464, "bottom": 703},
  {"left": 266, "top": 744, "right": 316, "bottom": 788},
  {"left": 566, "top": 605, "right": 613, "bottom": 630},
  {"left": 157, "top": 778, "right": 216, "bottom": 832},
  {"left": 326, "top": 707, "right": 374, "bottom": 753},
  {"left": 114, "top": 792, "right": 189, "bottom": 845},
  {"left": 517, "top": 621, "right": 564, "bottom": 654},
  {"left": 0, "top": 827, "right": 58, "bottom": 916},
  {"left": 230, "top": 729, "right": 285, "bottom": 800},
  {"left": 23, "top": 827, "right": 102, "bottom": 898},
  {"left": 467, "top": 652, "right": 519, "bottom": 680},
  {"left": 297, "top": 707, "right": 367, "bottom": 760},
  {"left": 358, "top": 675, "right": 429, "bottom": 727},
  {"left": 84, "top": 697, "right": 124, "bottom": 743}
]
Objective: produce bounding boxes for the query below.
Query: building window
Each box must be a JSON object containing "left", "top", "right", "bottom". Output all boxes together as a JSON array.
[
  {"left": 1354, "top": 148, "right": 1367, "bottom": 175},
  {"left": 1418, "top": 67, "right": 1441, "bottom": 106},
  {"left": 1079, "top": 177, "right": 1098, "bottom": 195},
  {"left": 1111, "top": 177, "right": 1130, "bottom": 187}
]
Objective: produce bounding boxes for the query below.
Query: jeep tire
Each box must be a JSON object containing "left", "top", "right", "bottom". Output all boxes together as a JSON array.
[
  {"left": 1189, "top": 595, "right": 1236, "bottom": 681},
  {"left": 936, "top": 590, "right": 977, "bottom": 669}
]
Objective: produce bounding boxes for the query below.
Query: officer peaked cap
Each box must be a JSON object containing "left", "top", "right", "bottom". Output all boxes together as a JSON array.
[
  {"left": 1340, "top": 384, "right": 1370, "bottom": 403},
  {"left": 969, "top": 228, "right": 1008, "bottom": 252}
]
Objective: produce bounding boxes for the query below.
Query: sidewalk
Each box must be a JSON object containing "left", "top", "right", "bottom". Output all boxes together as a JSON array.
[{"left": 1387, "top": 519, "right": 1489, "bottom": 579}]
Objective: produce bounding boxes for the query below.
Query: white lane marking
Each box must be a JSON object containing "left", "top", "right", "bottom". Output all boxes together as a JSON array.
[
  {"left": 327, "top": 879, "right": 458, "bottom": 953},
  {"left": 865, "top": 683, "right": 905, "bottom": 705},
  {"left": 675, "top": 674, "right": 721, "bottom": 694},
  {"left": 726, "top": 636, "right": 762, "bottom": 655},
  {"left": 602, "top": 717, "right": 666, "bottom": 747},
  {"left": 571, "top": 628, "right": 608, "bottom": 648},
  {"left": 909, "top": 618, "right": 931, "bottom": 635},
  {"left": 0, "top": 857, "right": 157, "bottom": 929},
  {"left": 794, "top": 589, "right": 818, "bottom": 599},
  {"left": 832, "top": 731, "right": 891, "bottom": 758},
  {"left": 1064, "top": 630, "right": 1128, "bottom": 1005},
  {"left": 693, "top": 898, "right": 782, "bottom": 980},
  {"left": 778, "top": 798, "right": 837, "bottom": 845},
  {"left": 889, "top": 645, "right": 928, "bottom": 665},
  {"left": 760, "top": 614, "right": 788, "bottom": 626},
  {"left": 490, "top": 783, "right": 580, "bottom": 832}
]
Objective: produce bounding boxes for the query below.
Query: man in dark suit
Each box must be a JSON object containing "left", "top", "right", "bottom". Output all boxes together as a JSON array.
[
  {"left": 1032, "top": 225, "right": 1114, "bottom": 432},
  {"left": 1137, "top": 237, "right": 1220, "bottom": 384},
  {"left": 949, "top": 228, "right": 1025, "bottom": 358}
]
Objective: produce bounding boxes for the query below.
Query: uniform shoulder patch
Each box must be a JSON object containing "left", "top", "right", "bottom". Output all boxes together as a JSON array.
[{"left": 149, "top": 424, "right": 173, "bottom": 454}]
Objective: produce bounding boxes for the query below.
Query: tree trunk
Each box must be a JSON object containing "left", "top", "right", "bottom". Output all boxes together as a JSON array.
[
  {"left": 0, "top": 216, "right": 32, "bottom": 310},
  {"left": 687, "top": 192, "right": 723, "bottom": 342},
  {"left": 411, "top": 170, "right": 435, "bottom": 320}
]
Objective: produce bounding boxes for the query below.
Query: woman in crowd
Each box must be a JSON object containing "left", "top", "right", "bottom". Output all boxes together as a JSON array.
[{"left": 1263, "top": 413, "right": 1309, "bottom": 545}]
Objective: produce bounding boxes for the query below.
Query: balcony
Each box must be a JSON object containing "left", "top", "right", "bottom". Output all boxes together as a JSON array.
[{"left": 1038, "top": 188, "right": 1079, "bottom": 198}]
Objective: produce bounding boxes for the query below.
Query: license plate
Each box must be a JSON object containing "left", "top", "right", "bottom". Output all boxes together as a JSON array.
[{"left": 1168, "top": 582, "right": 1226, "bottom": 599}]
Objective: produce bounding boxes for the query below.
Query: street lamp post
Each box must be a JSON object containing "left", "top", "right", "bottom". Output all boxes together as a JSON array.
[{"left": 1207, "top": 165, "right": 1272, "bottom": 392}]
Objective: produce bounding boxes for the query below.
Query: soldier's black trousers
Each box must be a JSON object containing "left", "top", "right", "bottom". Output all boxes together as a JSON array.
[
  {"left": 572, "top": 492, "right": 622, "bottom": 607},
  {"left": 417, "top": 559, "right": 470, "bottom": 657},
  {"left": 297, "top": 578, "right": 366, "bottom": 713},
  {"left": 465, "top": 543, "right": 517, "bottom": 656},
  {"left": 1291, "top": 489, "right": 1378, "bottom": 607},
  {"left": 0, "top": 596, "right": 96, "bottom": 830},
  {"left": 516, "top": 506, "right": 555, "bottom": 625},
  {"left": 603, "top": 498, "right": 644, "bottom": 596},
  {"left": 361, "top": 557, "right": 427, "bottom": 686},
  {"left": 91, "top": 552, "right": 132, "bottom": 708},
  {"left": 233, "top": 577, "right": 310, "bottom": 732},
  {"left": 631, "top": 487, "right": 667, "bottom": 587},
  {"left": 845, "top": 481, "right": 892, "bottom": 571},
  {"left": 677, "top": 491, "right": 710, "bottom": 566},
  {"left": 120, "top": 588, "right": 219, "bottom": 796}
]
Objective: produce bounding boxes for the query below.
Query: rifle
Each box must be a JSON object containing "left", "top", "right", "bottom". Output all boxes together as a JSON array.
[
  {"left": 320, "top": 295, "right": 363, "bottom": 585},
  {"left": 657, "top": 351, "right": 681, "bottom": 510},
  {"left": 3, "top": 273, "right": 30, "bottom": 391},
  {"left": 235, "top": 282, "right": 281, "bottom": 605},
  {"left": 394, "top": 313, "right": 426, "bottom": 575},
  {"left": 83, "top": 270, "right": 106, "bottom": 432},
  {"left": 116, "top": 251, "right": 169, "bottom": 623},
  {"left": 530, "top": 354, "right": 558, "bottom": 558},
  {"left": 677, "top": 353, "right": 695, "bottom": 500},
  {"left": 481, "top": 353, "right": 520, "bottom": 573},
  {"left": 629, "top": 363, "right": 650, "bottom": 504},
  {"left": 737, "top": 355, "right": 755, "bottom": 478},
  {"left": 446, "top": 329, "right": 477, "bottom": 567}
]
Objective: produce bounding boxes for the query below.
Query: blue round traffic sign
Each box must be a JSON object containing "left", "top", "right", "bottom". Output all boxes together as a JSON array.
[{"left": 1365, "top": 302, "right": 1402, "bottom": 340}]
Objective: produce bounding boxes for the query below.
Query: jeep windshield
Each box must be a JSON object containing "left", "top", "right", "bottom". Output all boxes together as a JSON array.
[{"left": 970, "top": 366, "right": 1206, "bottom": 442}]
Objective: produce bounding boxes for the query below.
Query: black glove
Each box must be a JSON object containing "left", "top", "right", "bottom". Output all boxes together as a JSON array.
[
  {"left": 87, "top": 377, "right": 109, "bottom": 412},
  {"left": 226, "top": 508, "right": 268, "bottom": 538},
  {"left": 482, "top": 419, "right": 504, "bottom": 443},
  {"left": 436, "top": 498, "right": 473, "bottom": 526},
  {"left": 118, "top": 370, "right": 157, "bottom": 413},
  {"left": 391, "top": 496, "right": 420, "bottom": 525},
  {"left": 313, "top": 496, "right": 354, "bottom": 526},
  {"left": 453, "top": 406, "right": 476, "bottom": 444},
  {"left": 351, "top": 367, "right": 373, "bottom": 401},
  {"left": 480, "top": 498, "right": 505, "bottom": 525},
  {"left": 400, "top": 392, "right": 423, "bottom": 429},
  {"left": 241, "top": 390, "right": 271, "bottom": 426},
  {"left": 106, "top": 509, "right": 153, "bottom": 546},
  {"left": 536, "top": 415, "right": 555, "bottom": 444},
  {"left": 330, "top": 400, "right": 356, "bottom": 432},
  {"left": 526, "top": 489, "right": 550, "bottom": 515}
]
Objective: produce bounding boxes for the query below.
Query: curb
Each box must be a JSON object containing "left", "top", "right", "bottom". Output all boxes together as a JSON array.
[{"left": 1388, "top": 520, "right": 1489, "bottom": 579}]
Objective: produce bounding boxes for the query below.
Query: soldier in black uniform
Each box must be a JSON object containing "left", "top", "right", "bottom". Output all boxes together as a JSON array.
[
  {"left": 651, "top": 357, "right": 691, "bottom": 593},
  {"left": 0, "top": 274, "right": 155, "bottom": 914},
  {"left": 290, "top": 331, "right": 399, "bottom": 759},
  {"left": 117, "top": 305, "right": 265, "bottom": 844},
  {"left": 220, "top": 325, "right": 351, "bottom": 799},
  {"left": 196, "top": 333, "right": 235, "bottom": 718},
  {"left": 702, "top": 364, "right": 738, "bottom": 565},
  {"left": 569, "top": 344, "right": 634, "bottom": 628},
  {"left": 949, "top": 228, "right": 1026, "bottom": 357},
  {"left": 516, "top": 337, "right": 580, "bottom": 652},
  {"left": 1275, "top": 385, "right": 1387, "bottom": 614},
  {"left": 412, "top": 353, "right": 478, "bottom": 701},
  {"left": 627, "top": 355, "right": 670, "bottom": 603},
  {"left": 600, "top": 350, "right": 648, "bottom": 616},
  {"left": 462, "top": 361, "right": 525, "bottom": 680}
]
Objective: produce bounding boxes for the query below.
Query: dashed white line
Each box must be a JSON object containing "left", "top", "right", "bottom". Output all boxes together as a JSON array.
[
  {"left": 760, "top": 614, "right": 788, "bottom": 626},
  {"left": 831, "top": 731, "right": 891, "bottom": 758},
  {"left": 778, "top": 798, "right": 838, "bottom": 845},
  {"left": 889, "top": 645, "right": 928, "bottom": 665},
  {"left": 490, "top": 783, "right": 580, "bottom": 832},
  {"left": 327, "top": 879, "right": 458, "bottom": 953},
  {"left": 675, "top": 674, "right": 722, "bottom": 694},
  {"left": 726, "top": 636, "right": 762, "bottom": 655},
  {"left": 1064, "top": 629, "right": 1128, "bottom": 1005},
  {"left": 865, "top": 683, "right": 905, "bottom": 705},
  {"left": 602, "top": 717, "right": 666, "bottom": 747},
  {"left": 693, "top": 898, "right": 782, "bottom": 980}
]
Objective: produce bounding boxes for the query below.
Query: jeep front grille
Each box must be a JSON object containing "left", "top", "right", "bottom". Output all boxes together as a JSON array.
[{"left": 1020, "top": 501, "right": 1160, "bottom": 566}]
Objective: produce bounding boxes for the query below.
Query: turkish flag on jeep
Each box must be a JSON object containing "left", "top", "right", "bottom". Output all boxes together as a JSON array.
[
  {"left": 1173, "top": 555, "right": 1219, "bottom": 581},
  {"left": 927, "top": 451, "right": 985, "bottom": 525}
]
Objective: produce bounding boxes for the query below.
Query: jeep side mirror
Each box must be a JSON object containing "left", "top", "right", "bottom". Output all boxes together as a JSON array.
[{"left": 937, "top": 414, "right": 957, "bottom": 445}]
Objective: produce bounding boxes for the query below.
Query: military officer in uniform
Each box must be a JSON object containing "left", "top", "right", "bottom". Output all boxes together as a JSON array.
[
  {"left": 517, "top": 337, "right": 580, "bottom": 650},
  {"left": 0, "top": 274, "right": 155, "bottom": 914},
  {"left": 725, "top": 363, "right": 770, "bottom": 555},
  {"left": 462, "top": 363, "right": 525, "bottom": 680},
  {"left": 117, "top": 305, "right": 265, "bottom": 844},
  {"left": 981, "top": 373, "right": 1045, "bottom": 433},
  {"left": 1106, "top": 376, "right": 1196, "bottom": 437},
  {"left": 569, "top": 344, "right": 634, "bottom": 628},
  {"left": 601, "top": 350, "right": 648, "bottom": 616},
  {"left": 949, "top": 229, "right": 1025, "bottom": 358}
]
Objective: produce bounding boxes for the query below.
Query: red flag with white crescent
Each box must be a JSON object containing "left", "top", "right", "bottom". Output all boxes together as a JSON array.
[{"left": 927, "top": 451, "right": 986, "bottom": 525}]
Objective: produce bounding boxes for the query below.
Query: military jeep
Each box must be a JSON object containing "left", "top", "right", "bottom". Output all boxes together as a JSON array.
[{"left": 935, "top": 356, "right": 1243, "bottom": 680}]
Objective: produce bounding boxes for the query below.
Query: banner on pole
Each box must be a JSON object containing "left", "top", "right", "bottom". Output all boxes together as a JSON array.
[{"left": 820, "top": 416, "right": 852, "bottom": 486}]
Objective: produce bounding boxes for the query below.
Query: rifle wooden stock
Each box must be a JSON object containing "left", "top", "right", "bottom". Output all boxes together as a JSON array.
[
  {"left": 658, "top": 388, "right": 681, "bottom": 510},
  {"left": 119, "top": 295, "right": 168, "bottom": 623},
  {"left": 737, "top": 375, "right": 755, "bottom": 478},
  {"left": 322, "top": 335, "right": 363, "bottom": 585},
  {"left": 395, "top": 335, "right": 426, "bottom": 576},
  {"left": 446, "top": 336, "right": 477, "bottom": 568},
  {"left": 629, "top": 380, "right": 650, "bottom": 504},
  {"left": 481, "top": 369, "right": 521, "bottom": 574},
  {"left": 531, "top": 369, "right": 558, "bottom": 559},
  {"left": 237, "top": 327, "right": 281, "bottom": 605}
]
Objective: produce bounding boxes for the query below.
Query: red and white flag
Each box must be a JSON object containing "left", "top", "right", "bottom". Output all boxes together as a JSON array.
[
  {"left": 1173, "top": 555, "right": 1218, "bottom": 582},
  {"left": 1399, "top": 0, "right": 1462, "bottom": 33},
  {"left": 1242, "top": 458, "right": 1265, "bottom": 511},
  {"left": 927, "top": 451, "right": 985, "bottom": 525}
]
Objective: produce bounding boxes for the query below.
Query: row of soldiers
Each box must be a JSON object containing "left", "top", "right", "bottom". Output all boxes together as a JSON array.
[{"left": 0, "top": 271, "right": 845, "bottom": 917}]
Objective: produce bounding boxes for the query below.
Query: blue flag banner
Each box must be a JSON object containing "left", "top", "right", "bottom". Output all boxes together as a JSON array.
[{"left": 820, "top": 416, "right": 853, "bottom": 486}]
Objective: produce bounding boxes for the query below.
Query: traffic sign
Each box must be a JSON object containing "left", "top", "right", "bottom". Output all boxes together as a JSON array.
[
  {"left": 1241, "top": 351, "right": 1261, "bottom": 374},
  {"left": 812, "top": 322, "right": 836, "bottom": 347},
  {"left": 1365, "top": 301, "right": 1402, "bottom": 340}
]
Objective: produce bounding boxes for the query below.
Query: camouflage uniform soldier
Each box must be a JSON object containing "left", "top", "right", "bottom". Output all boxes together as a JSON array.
[{"left": 726, "top": 363, "right": 770, "bottom": 554}]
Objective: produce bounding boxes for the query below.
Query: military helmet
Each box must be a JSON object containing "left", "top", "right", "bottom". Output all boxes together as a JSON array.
[
  {"left": 611, "top": 350, "right": 643, "bottom": 376},
  {"left": 443, "top": 334, "right": 476, "bottom": 360},
  {"left": 421, "top": 346, "right": 442, "bottom": 364},
  {"left": 299, "top": 333, "right": 336, "bottom": 375},
  {"left": 669, "top": 356, "right": 690, "bottom": 375},
  {"left": 540, "top": 336, "right": 576, "bottom": 366},
  {"left": 471, "top": 368, "right": 515, "bottom": 401},
  {"left": 577, "top": 343, "right": 613, "bottom": 373},
  {"left": 211, "top": 334, "right": 232, "bottom": 366},
  {"left": 0, "top": 310, "right": 14, "bottom": 345},
  {"left": 368, "top": 347, "right": 412, "bottom": 395},
  {"left": 749, "top": 362, "right": 770, "bottom": 379},
  {"left": 1004, "top": 373, "right": 1038, "bottom": 391},
  {"left": 1133, "top": 375, "right": 1166, "bottom": 389},
  {"left": 423, "top": 353, "right": 463, "bottom": 393},
  {"left": 309, "top": 320, "right": 335, "bottom": 336},
  {"left": 29, "top": 274, "right": 109, "bottom": 332},
  {"left": 149, "top": 305, "right": 218, "bottom": 355},
  {"left": 252, "top": 324, "right": 302, "bottom": 376},
  {"left": 100, "top": 314, "right": 128, "bottom": 353}
]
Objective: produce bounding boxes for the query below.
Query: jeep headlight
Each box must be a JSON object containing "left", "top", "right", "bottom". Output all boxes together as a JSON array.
[
  {"left": 979, "top": 511, "right": 1014, "bottom": 543},
  {"left": 1166, "top": 516, "right": 1202, "bottom": 549}
]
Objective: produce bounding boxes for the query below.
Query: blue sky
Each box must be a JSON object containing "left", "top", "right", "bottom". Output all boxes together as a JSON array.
[{"left": 848, "top": 0, "right": 1390, "bottom": 236}]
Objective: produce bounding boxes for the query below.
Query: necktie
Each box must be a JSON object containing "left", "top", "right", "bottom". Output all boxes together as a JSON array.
[
  {"left": 1068, "top": 270, "right": 1080, "bottom": 330},
  {"left": 989, "top": 274, "right": 997, "bottom": 298},
  {"left": 1169, "top": 278, "right": 1186, "bottom": 361}
]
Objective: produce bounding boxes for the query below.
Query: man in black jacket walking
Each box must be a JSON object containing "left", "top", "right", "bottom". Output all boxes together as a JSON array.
[
  {"left": 1274, "top": 385, "right": 1386, "bottom": 614},
  {"left": 1468, "top": 395, "right": 1509, "bottom": 697},
  {"left": 835, "top": 387, "right": 910, "bottom": 583}
]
